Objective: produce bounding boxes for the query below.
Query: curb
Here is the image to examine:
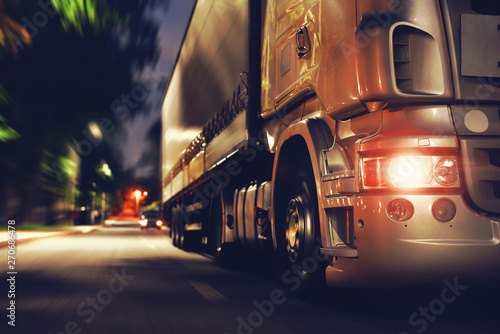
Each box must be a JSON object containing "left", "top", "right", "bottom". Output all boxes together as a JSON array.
[{"left": 0, "top": 227, "right": 101, "bottom": 248}]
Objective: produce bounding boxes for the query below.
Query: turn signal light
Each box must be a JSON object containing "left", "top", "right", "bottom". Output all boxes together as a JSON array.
[{"left": 363, "top": 159, "right": 387, "bottom": 187}]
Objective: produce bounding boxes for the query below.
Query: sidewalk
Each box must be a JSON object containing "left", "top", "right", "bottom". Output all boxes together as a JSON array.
[{"left": 0, "top": 226, "right": 101, "bottom": 248}]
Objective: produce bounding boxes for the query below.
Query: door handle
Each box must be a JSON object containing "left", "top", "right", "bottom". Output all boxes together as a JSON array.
[{"left": 296, "top": 26, "right": 311, "bottom": 58}]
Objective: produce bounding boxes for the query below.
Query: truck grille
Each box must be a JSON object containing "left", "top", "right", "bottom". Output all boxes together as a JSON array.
[{"left": 459, "top": 138, "right": 500, "bottom": 215}]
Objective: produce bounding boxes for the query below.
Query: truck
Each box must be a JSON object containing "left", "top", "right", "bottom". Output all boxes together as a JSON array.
[{"left": 161, "top": 0, "right": 500, "bottom": 288}]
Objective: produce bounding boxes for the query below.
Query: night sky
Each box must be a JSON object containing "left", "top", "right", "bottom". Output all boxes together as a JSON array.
[{"left": 119, "top": 1, "right": 194, "bottom": 177}]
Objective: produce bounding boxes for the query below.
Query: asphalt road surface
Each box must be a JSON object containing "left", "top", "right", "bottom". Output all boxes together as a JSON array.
[{"left": 2, "top": 227, "right": 498, "bottom": 334}]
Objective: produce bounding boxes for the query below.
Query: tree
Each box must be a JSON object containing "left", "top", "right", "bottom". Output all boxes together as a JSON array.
[
  {"left": 0, "top": 0, "right": 169, "bottom": 225},
  {"left": 0, "top": 0, "right": 31, "bottom": 57}
]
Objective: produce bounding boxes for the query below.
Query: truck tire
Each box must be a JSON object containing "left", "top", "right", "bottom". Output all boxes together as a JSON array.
[{"left": 275, "top": 170, "right": 327, "bottom": 294}]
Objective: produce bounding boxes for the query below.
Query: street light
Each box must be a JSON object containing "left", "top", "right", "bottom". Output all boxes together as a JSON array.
[
  {"left": 134, "top": 190, "right": 141, "bottom": 216},
  {"left": 89, "top": 122, "right": 102, "bottom": 140}
]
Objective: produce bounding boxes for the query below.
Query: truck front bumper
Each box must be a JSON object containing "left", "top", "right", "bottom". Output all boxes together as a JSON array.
[{"left": 326, "top": 194, "right": 500, "bottom": 287}]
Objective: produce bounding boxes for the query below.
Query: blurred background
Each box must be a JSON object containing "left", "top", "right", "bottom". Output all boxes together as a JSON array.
[{"left": 0, "top": 0, "right": 194, "bottom": 226}]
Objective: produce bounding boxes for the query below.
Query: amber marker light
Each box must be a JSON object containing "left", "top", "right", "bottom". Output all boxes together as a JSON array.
[{"left": 362, "top": 158, "right": 387, "bottom": 188}]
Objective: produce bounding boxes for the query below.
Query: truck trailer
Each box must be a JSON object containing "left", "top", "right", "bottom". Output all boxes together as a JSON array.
[{"left": 161, "top": 0, "right": 500, "bottom": 287}]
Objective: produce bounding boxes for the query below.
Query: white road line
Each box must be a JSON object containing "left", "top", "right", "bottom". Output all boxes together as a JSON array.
[
  {"left": 147, "top": 244, "right": 157, "bottom": 249},
  {"left": 188, "top": 280, "right": 227, "bottom": 302}
]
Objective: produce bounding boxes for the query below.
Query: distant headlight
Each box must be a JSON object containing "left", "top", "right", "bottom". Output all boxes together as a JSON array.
[
  {"left": 140, "top": 220, "right": 147, "bottom": 226},
  {"left": 156, "top": 220, "right": 163, "bottom": 227}
]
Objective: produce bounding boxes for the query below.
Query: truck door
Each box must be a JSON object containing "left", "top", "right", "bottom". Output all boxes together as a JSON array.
[{"left": 275, "top": 0, "right": 320, "bottom": 111}]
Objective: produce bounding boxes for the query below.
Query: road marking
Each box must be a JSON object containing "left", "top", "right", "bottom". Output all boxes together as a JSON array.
[
  {"left": 147, "top": 244, "right": 157, "bottom": 249},
  {"left": 188, "top": 280, "right": 227, "bottom": 302}
]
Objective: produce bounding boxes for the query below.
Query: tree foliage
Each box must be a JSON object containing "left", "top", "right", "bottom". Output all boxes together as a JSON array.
[
  {"left": 50, "top": 0, "right": 125, "bottom": 35},
  {"left": 0, "top": 0, "right": 169, "bottom": 224},
  {"left": 0, "top": 0, "right": 31, "bottom": 57}
]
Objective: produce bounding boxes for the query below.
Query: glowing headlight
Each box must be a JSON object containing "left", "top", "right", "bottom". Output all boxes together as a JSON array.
[
  {"left": 361, "top": 154, "right": 460, "bottom": 190},
  {"left": 388, "top": 155, "right": 434, "bottom": 188}
]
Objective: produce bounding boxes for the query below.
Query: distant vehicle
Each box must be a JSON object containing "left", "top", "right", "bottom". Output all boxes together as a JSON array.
[
  {"left": 139, "top": 212, "right": 164, "bottom": 230},
  {"left": 102, "top": 215, "right": 141, "bottom": 227}
]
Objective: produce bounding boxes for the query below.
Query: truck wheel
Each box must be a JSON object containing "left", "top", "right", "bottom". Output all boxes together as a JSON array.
[{"left": 277, "top": 170, "right": 326, "bottom": 293}]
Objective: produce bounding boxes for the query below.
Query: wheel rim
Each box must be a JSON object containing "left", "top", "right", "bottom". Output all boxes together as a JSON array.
[{"left": 285, "top": 197, "right": 307, "bottom": 263}]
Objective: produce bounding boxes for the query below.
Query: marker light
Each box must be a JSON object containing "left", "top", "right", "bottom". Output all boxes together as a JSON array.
[{"left": 156, "top": 220, "right": 163, "bottom": 227}]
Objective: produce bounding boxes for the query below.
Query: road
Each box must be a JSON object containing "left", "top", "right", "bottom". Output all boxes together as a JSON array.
[{"left": 2, "top": 227, "right": 498, "bottom": 334}]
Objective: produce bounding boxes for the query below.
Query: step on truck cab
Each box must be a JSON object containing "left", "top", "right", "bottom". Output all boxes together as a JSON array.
[{"left": 162, "top": 0, "right": 500, "bottom": 287}]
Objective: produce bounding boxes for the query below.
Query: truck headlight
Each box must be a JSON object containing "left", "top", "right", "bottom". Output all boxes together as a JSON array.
[
  {"left": 433, "top": 157, "right": 459, "bottom": 186},
  {"left": 361, "top": 154, "right": 460, "bottom": 190},
  {"left": 388, "top": 155, "right": 434, "bottom": 188}
]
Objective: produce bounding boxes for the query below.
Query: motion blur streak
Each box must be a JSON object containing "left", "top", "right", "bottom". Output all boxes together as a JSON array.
[{"left": 2, "top": 227, "right": 498, "bottom": 334}]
